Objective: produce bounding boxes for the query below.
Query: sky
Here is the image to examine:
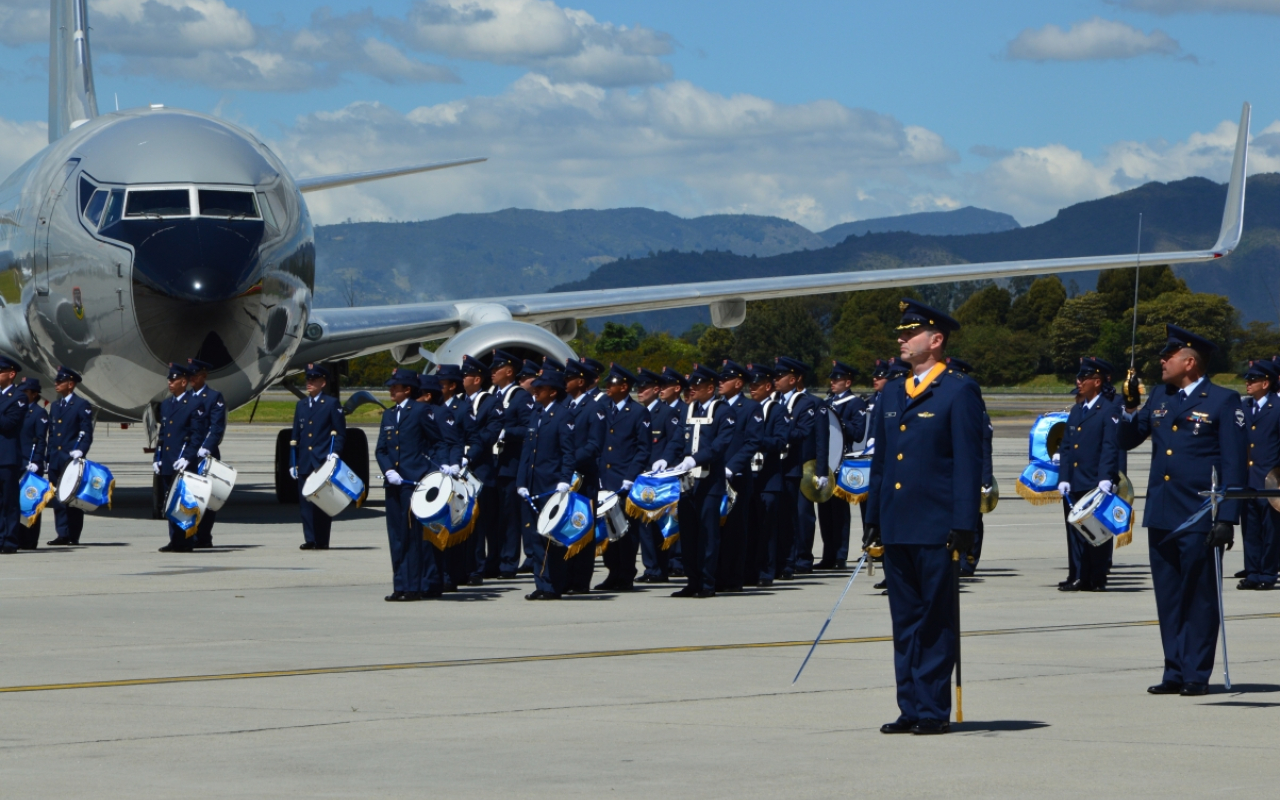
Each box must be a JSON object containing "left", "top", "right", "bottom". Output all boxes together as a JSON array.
[{"left": 2, "top": 0, "right": 1279, "bottom": 229}]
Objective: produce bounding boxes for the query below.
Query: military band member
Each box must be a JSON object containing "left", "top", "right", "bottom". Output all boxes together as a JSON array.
[
  {"left": 421, "top": 372, "right": 467, "bottom": 592},
  {"left": 564, "top": 358, "right": 605, "bottom": 592},
  {"left": 651, "top": 367, "right": 690, "bottom": 577},
  {"left": 291, "top": 364, "right": 346, "bottom": 551},
  {"left": 1238, "top": 359, "right": 1280, "bottom": 590},
  {"left": 490, "top": 350, "right": 535, "bottom": 579},
  {"left": 517, "top": 368, "right": 576, "bottom": 600},
  {"left": 154, "top": 363, "right": 207, "bottom": 553},
  {"left": 596, "top": 364, "right": 652, "bottom": 591},
  {"left": 865, "top": 300, "right": 983, "bottom": 735},
  {"left": 774, "top": 357, "right": 830, "bottom": 578},
  {"left": 45, "top": 367, "right": 95, "bottom": 546},
  {"left": 437, "top": 365, "right": 483, "bottom": 587},
  {"left": 460, "top": 355, "right": 502, "bottom": 581},
  {"left": 671, "top": 364, "right": 734, "bottom": 597},
  {"left": 1055, "top": 357, "right": 1121, "bottom": 591},
  {"left": 747, "top": 363, "right": 788, "bottom": 586},
  {"left": 715, "top": 360, "right": 761, "bottom": 592},
  {"left": 636, "top": 368, "right": 683, "bottom": 582},
  {"left": 187, "top": 359, "right": 225, "bottom": 549},
  {"left": 0, "top": 357, "right": 28, "bottom": 554},
  {"left": 945, "top": 357, "right": 994, "bottom": 576},
  {"left": 818, "top": 360, "right": 867, "bottom": 569},
  {"left": 517, "top": 359, "right": 540, "bottom": 394},
  {"left": 376, "top": 368, "right": 462, "bottom": 601},
  {"left": 1118, "top": 325, "right": 1247, "bottom": 696},
  {"left": 17, "top": 377, "right": 47, "bottom": 550}
]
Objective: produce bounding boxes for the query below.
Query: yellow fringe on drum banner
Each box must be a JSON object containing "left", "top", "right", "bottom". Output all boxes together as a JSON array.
[
  {"left": 625, "top": 497, "right": 678, "bottom": 522},
  {"left": 355, "top": 487, "right": 367, "bottom": 509},
  {"left": 1014, "top": 481, "right": 1061, "bottom": 506},
  {"left": 21, "top": 486, "right": 54, "bottom": 528},
  {"left": 832, "top": 485, "right": 865, "bottom": 504},
  {"left": 596, "top": 539, "right": 609, "bottom": 557},
  {"left": 422, "top": 513, "right": 479, "bottom": 551},
  {"left": 564, "top": 534, "right": 594, "bottom": 560},
  {"left": 106, "top": 478, "right": 115, "bottom": 511},
  {"left": 661, "top": 534, "right": 680, "bottom": 551}
]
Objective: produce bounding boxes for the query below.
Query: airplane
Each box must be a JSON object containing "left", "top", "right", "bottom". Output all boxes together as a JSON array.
[{"left": 0, "top": 0, "right": 1252, "bottom": 509}]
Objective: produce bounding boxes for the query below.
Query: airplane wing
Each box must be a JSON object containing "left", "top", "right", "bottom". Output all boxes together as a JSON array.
[
  {"left": 296, "top": 157, "right": 486, "bottom": 193},
  {"left": 291, "top": 103, "right": 1250, "bottom": 368}
]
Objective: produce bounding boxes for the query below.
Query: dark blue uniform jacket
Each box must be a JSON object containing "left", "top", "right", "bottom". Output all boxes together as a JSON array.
[
  {"left": 648, "top": 399, "right": 684, "bottom": 465},
  {"left": 291, "top": 395, "right": 346, "bottom": 477},
  {"left": 192, "top": 385, "right": 226, "bottom": 457},
  {"left": 829, "top": 391, "right": 868, "bottom": 453},
  {"left": 752, "top": 396, "right": 789, "bottom": 493},
  {"left": 781, "top": 390, "right": 830, "bottom": 478},
  {"left": 20, "top": 401, "right": 48, "bottom": 472},
  {"left": 463, "top": 390, "right": 501, "bottom": 486},
  {"left": 681, "top": 399, "right": 734, "bottom": 497},
  {"left": 516, "top": 401, "right": 576, "bottom": 495},
  {"left": 47, "top": 392, "right": 94, "bottom": 473},
  {"left": 155, "top": 392, "right": 206, "bottom": 477},
  {"left": 495, "top": 384, "right": 535, "bottom": 479},
  {"left": 1243, "top": 394, "right": 1280, "bottom": 490},
  {"left": 1058, "top": 394, "right": 1121, "bottom": 490},
  {"left": 599, "top": 397, "right": 651, "bottom": 492},
  {"left": 0, "top": 385, "right": 28, "bottom": 467},
  {"left": 723, "top": 395, "right": 762, "bottom": 479},
  {"left": 375, "top": 401, "right": 463, "bottom": 484}
]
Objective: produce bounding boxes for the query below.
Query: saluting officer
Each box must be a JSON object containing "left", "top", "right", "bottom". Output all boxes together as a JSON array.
[
  {"left": 1055, "top": 357, "right": 1121, "bottom": 591},
  {"left": 671, "top": 364, "right": 734, "bottom": 597},
  {"left": 16, "top": 377, "right": 47, "bottom": 550},
  {"left": 636, "top": 368, "right": 682, "bottom": 582},
  {"left": 563, "top": 358, "right": 605, "bottom": 592},
  {"left": 715, "top": 360, "right": 762, "bottom": 592},
  {"left": 946, "top": 357, "right": 995, "bottom": 576},
  {"left": 376, "top": 368, "right": 463, "bottom": 601},
  {"left": 596, "top": 364, "right": 652, "bottom": 591},
  {"left": 154, "top": 363, "right": 207, "bottom": 553},
  {"left": 490, "top": 350, "right": 535, "bottom": 579},
  {"left": 1118, "top": 325, "right": 1248, "bottom": 696},
  {"left": 746, "top": 363, "right": 788, "bottom": 586},
  {"left": 1238, "top": 359, "right": 1280, "bottom": 590},
  {"left": 773, "top": 357, "right": 830, "bottom": 578},
  {"left": 516, "top": 368, "right": 577, "bottom": 600},
  {"left": 187, "top": 359, "right": 226, "bottom": 549},
  {"left": 291, "top": 364, "right": 346, "bottom": 550},
  {"left": 864, "top": 300, "right": 983, "bottom": 735},
  {"left": 46, "top": 366, "right": 95, "bottom": 546},
  {"left": 818, "top": 360, "right": 867, "bottom": 569},
  {"left": 460, "top": 355, "right": 502, "bottom": 582}
]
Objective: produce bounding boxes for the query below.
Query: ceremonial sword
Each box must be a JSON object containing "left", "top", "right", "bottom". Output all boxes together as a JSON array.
[{"left": 792, "top": 551, "right": 869, "bottom": 685}]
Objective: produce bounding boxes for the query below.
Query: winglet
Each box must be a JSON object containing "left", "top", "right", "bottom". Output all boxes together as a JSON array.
[
  {"left": 296, "top": 157, "right": 486, "bottom": 194},
  {"left": 1211, "top": 102, "right": 1250, "bottom": 256}
]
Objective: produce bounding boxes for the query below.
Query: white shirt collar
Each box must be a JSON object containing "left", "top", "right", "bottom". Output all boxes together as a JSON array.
[
  {"left": 1256, "top": 394, "right": 1270, "bottom": 409},
  {"left": 647, "top": 399, "right": 659, "bottom": 411},
  {"left": 1181, "top": 376, "right": 1206, "bottom": 397},
  {"left": 1083, "top": 394, "right": 1101, "bottom": 410},
  {"left": 614, "top": 399, "right": 626, "bottom": 411},
  {"left": 725, "top": 393, "right": 741, "bottom": 405}
]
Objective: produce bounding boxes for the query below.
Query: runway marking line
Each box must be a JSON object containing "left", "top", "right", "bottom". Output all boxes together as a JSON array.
[{"left": 4, "top": 612, "right": 1277, "bottom": 695}]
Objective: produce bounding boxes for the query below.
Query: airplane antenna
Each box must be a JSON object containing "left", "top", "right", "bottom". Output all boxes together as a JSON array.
[
  {"left": 114, "top": 92, "right": 118, "bottom": 111},
  {"left": 1128, "top": 213, "right": 1142, "bottom": 371}
]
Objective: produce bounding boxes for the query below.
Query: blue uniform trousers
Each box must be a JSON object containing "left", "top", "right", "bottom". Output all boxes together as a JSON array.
[
  {"left": 1148, "top": 528, "right": 1221, "bottom": 685},
  {"left": 778, "top": 477, "right": 801, "bottom": 576},
  {"left": 1063, "top": 492, "right": 1112, "bottom": 587},
  {"left": 678, "top": 485, "right": 721, "bottom": 593},
  {"left": 638, "top": 519, "right": 670, "bottom": 578},
  {"left": 602, "top": 518, "right": 640, "bottom": 587},
  {"left": 386, "top": 483, "right": 439, "bottom": 594},
  {"left": 792, "top": 489, "right": 817, "bottom": 571},
  {"left": 884, "top": 544, "right": 957, "bottom": 723},
  {"left": 716, "top": 476, "right": 751, "bottom": 591},
  {"left": 495, "top": 477, "right": 523, "bottom": 575},
  {"left": 1241, "top": 498, "right": 1279, "bottom": 586},
  {"left": 521, "top": 503, "right": 567, "bottom": 594},
  {"left": 753, "top": 490, "right": 783, "bottom": 582},
  {"left": 16, "top": 508, "right": 40, "bottom": 549},
  {"left": 567, "top": 530, "right": 595, "bottom": 591},
  {"left": 298, "top": 472, "right": 333, "bottom": 548},
  {"left": 0, "top": 466, "right": 18, "bottom": 550},
  {"left": 468, "top": 485, "right": 497, "bottom": 580},
  {"left": 961, "top": 516, "right": 985, "bottom": 576},
  {"left": 818, "top": 498, "right": 850, "bottom": 564},
  {"left": 52, "top": 501, "right": 85, "bottom": 544}
]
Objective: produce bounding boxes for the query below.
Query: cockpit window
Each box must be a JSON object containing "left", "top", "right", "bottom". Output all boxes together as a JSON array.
[
  {"left": 198, "top": 190, "right": 259, "bottom": 219},
  {"left": 99, "top": 188, "right": 125, "bottom": 229},
  {"left": 126, "top": 189, "right": 191, "bottom": 218},
  {"left": 84, "top": 189, "right": 108, "bottom": 227}
]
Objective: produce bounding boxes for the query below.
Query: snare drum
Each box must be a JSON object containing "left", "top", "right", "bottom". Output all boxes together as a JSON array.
[
  {"left": 197, "top": 457, "right": 237, "bottom": 512},
  {"left": 1067, "top": 487, "right": 1134, "bottom": 547},
  {"left": 834, "top": 457, "right": 871, "bottom": 504},
  {"left": 537, "top": 490, "right": 595, "bottom": 558},
  {"left": 164, "top": 472, "right": 213, "bottom": 533},
  {"left": 57, "top": 458, "right": 115, "bottom": 512},
  {"left": 596, "top": 491, "right": 628, "bottom": 542},
  {"left": 625, "top": 473, "right": 681, "bottom": 521},
  {"left": 413, "top": 472, "right": 478, "bottom": 549},
  {"left": 302, "top": 458, "right": 365, "bottom": 518}
]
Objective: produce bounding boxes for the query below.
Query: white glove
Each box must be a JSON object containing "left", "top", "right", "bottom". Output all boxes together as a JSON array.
[
  {"left": 675, "top": 456, "right": 697, "bottom": 473},
  {"left": 555, "top": 482, "right": 571, "bottom": 493},
  {"left": 441, "top": 464, "right": 459, "bottom": 476},
  {"left": 290, "top": 466, "right": 298, "bottom": 479},
  {"left": 70, "top": 450, "right": 83, "bottom": 459},
  {"left": 622, "top": 480, "right": 634, "bottom": 491},
  {"left": 26, "top": 462, "right": 38, "bottom": 473},
  {"left": 326, "top": 452, "right": 339, "bottom": 462},
  {"left": 1098, "top": 480, "right": 1113, "bottom": 494},
  {"left": 814, "top": 476, "right": 828, "bottom": 490},
  {"left": 1051, "top": 453, "right": 1061, "bottom": 465},
  {"left": 385, "top": 469, "right": 403, "bottom": 486},
  {"left": 517, "top": 487, "right": 531, "bottom": 499},
  {"left": 725, "top": 467, "right": 733, "bottom": 479},
  {"left": 197, "top": 448, "right": 210, "bottom": 458},
  {"left": 173, "top": 458, "right": 189, "bottom": 472},
  {"left": 1057, "top": 481, "right": 1071, "bottom": 494},
  {"left": 153, "top": 461, "right": 160, "bottom": 475},
  {"left": 461, "top": 458, "right": 469, "bottom": 469},
  {"left": 651, "top": 459, "right": 667, "bottom": 472}
]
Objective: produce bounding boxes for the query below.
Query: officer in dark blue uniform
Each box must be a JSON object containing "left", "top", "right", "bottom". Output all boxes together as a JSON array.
[
  {"left": 818, "top": 360, "right": 867, "bottom": 569},
  {"left": 1238, "top": 359, "right": 1280, "bottom": 590},
  {"left": 460, "top": 355, "right": 501, "bottom": 583},
  {"left": 746, "top": 363, "right": 789, "bottom": 586},
  {"left": 671, "top": 364, "right": 734, "bottom": 597},
  {"left": 375, "top": 368, "right": 463, "bottom": 601},
  {"left": 945, "top": 357, "right": 995, "bottom": 576},
  {"left": 0, "top": 356, "right": 24, "bottom": 554},
  {"left": 1119, "top": 325, "right": 1248, "bottom": 696},
  {"left": 291, "top": 363, "right": 346, "bottom": 550},
  {"left": 154, "top": 363, "right": 207, "bottom": 553},
  {"left": 420, "top": 372, "right": 469, "bottom": 592},
  {"left": 1055, "top": 356, "right": 1121, "bottom": 591},
  {"left": 437, "top": 365, "right": 486, "bottom": 587},
  {"left": 16, "top": 377, "right": 47, "bottom": 550},
  {"left": 45, "top": 366, "right": 95, "bottom": 546},
  {"left": 864, "top": 300, "right": 983, "bottom": 735},
  {"left": 774, "top": 357, "right": 831, "bottom": 578},
  {"left": 635, "top": 368, "right": 683, "bottom": 582},
  {"left": 596, "top": 364, "right": 652, "bottom": 591},
  {"left": 715, "top": 360, "right": 761, "bottom": 592},
  {"left": 185, "top": 359, "right": 226, "bottom": 549},
  {"left": 516, "top": 368, "right": 576, "bottom": 600},
  {"left": 563, "top": 358, "right": 605, "bottom": 592},
  {"left": 658, "top": 366, "right": 689, "bottom": 577},
  {"left": 490, "top": 349, "right": 535, "bottom": 579}
]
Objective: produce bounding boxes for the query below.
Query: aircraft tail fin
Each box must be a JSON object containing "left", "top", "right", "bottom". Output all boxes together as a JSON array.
[
  {"left": 48, "top": 0, "right": 99, "bottom": 143},
  {"left": 1211, "top": 102, "right": 1250, "bottom": 255}
]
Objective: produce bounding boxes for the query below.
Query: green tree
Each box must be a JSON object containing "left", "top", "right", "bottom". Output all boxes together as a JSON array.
[
  {"left": 731, "top": 297, "right": 828, "bottom": 372},
  {"left": 954, "top": 285, "right": 1010, "bottom": 327},
  {"left": 829, "top": 287, "right": 920, "bottom": 383},
  {"left": 1007, "top": 276, "right": 1066, "bottom": 332},
  {"left": 949, "top": 326, "right": 1039, "bottom": 386},
  {"left": 1232, "top": 321, "right": 1280, "bottom": 367},
  {"left": 1049, "top": 292, "right": 1109, "bottom": 374},
  {"left": 698, "top": 326, "right": 735, "bottom": 366},
  {"left": 1096, "top": 264, "right": 1188, "bottom": 319},
  {"left": 596, "top": 332, "right": 698, "bottom": 375},
  {"left": 597, "top": 321, "right": 644, "bottom": 351},
  {"left": 1133, "top": 292, "right": 1237, "bottom": 379}
]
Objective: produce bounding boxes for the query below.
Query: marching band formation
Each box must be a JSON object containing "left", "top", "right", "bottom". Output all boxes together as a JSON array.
[{"left": 0, "top": 299, "right": 1273, "bottom": 733}]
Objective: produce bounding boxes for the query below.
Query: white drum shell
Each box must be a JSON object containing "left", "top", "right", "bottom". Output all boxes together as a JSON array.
[
  {"left": 165, "top": 472, "right": 214, "bottom": 520},
  {"left": 1067, "top": 489, "right": 1113, "bottom": 547},
  {"left": 200, "top": 458, "right": 237, "bottom": 512},
  {"left": 597, "top": 492, "right": 628, "bottom": 541},
  {"left": 57, "top": 460, "right": 89, "bottom": 509},
  {"left": 538, "top": 491, "right": 571, "bottom": 536},
  {"left": 303, "top": 460, "right": 353, "bottom": 518},
  {"left": 411, "top": 472, "right": 454, "bottom": 523}
]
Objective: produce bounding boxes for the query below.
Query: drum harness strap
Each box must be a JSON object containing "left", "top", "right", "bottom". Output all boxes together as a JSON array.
[
  {"left": 685, "top": 399, "right": 720, "bottom": 480},
  {"left": 752, "top": 397, "right": 776, "bottom": 473}
]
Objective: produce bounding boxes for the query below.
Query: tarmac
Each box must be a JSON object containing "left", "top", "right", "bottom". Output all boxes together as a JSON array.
[{"left": 2, "top": 423, "right": 1279, "bottom": 798}]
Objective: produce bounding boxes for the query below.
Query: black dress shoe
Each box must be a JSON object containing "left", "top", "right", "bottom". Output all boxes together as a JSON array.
[
  {"left": 834, "top": 561, "right": 847, "bottom": 569},
  {"left": 814, "top": 560, "right": 836, "bottom": 570},
  {"left": 1083, "top": 583, "right": 1106, "bottom": 592},
  {"left": 880, "top": 718, "right": 916, "bottom": 734},
  {"left": 517, "top": 564, "right": 534, "bottom": 574},
  {"left": 1147, "top": 680, "right": 1184, "bottom": 695},
  {"left": 315, "top": 544, "right": 329, "bottom": 550},
  {"left": 565, "top": 588, "right": 590, "bottom": 595},
  {"left": 1180, "top": 683, "right": 1209, "bottom": 696},
  {"left": 1057, "top": 579, "right": 1076, "bottom": 589},
  {"left": 47, "top": 537, "right": 71, "bottom": 546},
  {"left": 525, "top": 589, "right": 561, "bottom": 600},
  {"left": 0, "top": 547, "right": 17, "bottom": 554},
  {"left": 421, "top": 590, "right": 443, "bottom": 599},
  {"left": 779, "top": 571, "right": 794, "bottom": 581},
  {"left": 759, "top": 579, "right": 774, "bottom": 587},
  {"left": 671, "top": 587, "right": 698, "bottom": 597},
  {"left": 1238, "top": 579, "right": 1262, "bottom": 590},
  {"left": 499, "top": 572, "right": 517, "bottom": 580},
  {"left": 466, "top": 576, "right": 484, "bottom": 586},
  {"left": 911, "top": 719, "right": 951, "bottom": 735},
  {"left": 796, "top": 567, "right": 814, "bottom": 575},
  {"left": 443, "top": 583, "right": 459, "bottom": 593},
  {"left": 669, "top": 568, "right": 685, "bottom": 578},
  {"left": 873, "top": 580, "right": 887, "bottom": 590},
  {"left": 593, "top": 580, "right": 617, "bottom": 591},
  {"left": 385, "top": 591, "right": 407, "bottom": 602},
  {"left": 636, "top": 574, "right": 666, "bottom": 583},
  {"left": 158, "top": 544, "right": 191, "bottom": 553},
  {"left": 1257, "top": 582, "right": 1275, "bottom": 591},
  {"left": 696, "top": 590, "right": 717, "bottom": 598},
  {"left": 299, "top": 542, "right": 316, "bottom": 550},
  {"left": 1058, "top": 580, "right": 1082, "bottom": 592},
  {"left": 1234, "top": 569, "right": 1249, "bottom": 579}
]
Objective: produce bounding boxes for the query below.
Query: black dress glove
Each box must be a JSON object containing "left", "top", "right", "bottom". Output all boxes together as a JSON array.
[
  {"left": 946, "top": 529, "right": 975, "bottom": 554},
  {"left": 862, "top": 524, "right": 881, "bottom": 549},
  {"left": 1207, "top": 521, "right": 1235, "bottom": 550},
  {"left": 1123, "top": 370, "right": 1142, "bottom": 410}
]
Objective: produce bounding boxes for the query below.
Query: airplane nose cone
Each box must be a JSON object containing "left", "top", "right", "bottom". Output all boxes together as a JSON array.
[{"left": 128, "top": 219, "right": 264, "bottom": 302}]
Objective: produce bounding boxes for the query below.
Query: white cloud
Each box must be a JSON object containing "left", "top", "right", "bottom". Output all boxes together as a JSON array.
[
  {"left": 0, "top": 116, "right": 47, "bottom": 176},
  {"left": 0, "top": 0, "right": 48, "bottom": 48},
  {"left": 1006, "top": 17, "right": 1189, "bottom": 62},
  {"left": 1111, "top": 0, "right": 1280, "bottom": 13}
]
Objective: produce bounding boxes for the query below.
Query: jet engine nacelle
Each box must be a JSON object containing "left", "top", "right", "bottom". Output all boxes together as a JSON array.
[{"left": 427, "top": 320, "right": 578, "bottom": 368}]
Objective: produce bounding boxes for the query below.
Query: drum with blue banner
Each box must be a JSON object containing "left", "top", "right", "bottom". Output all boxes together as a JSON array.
[
  {"left": 19, "top": 471, "right": 54, "bottom": 528},
  {"left": 626, "top": 472, "right": 681, "bottom": 521},
  {"left": 412, "top": 472, "right": 477, "bottom": 550},
  {"left": 164, "top": 472, "right": 213, "bottom": 533},
  {"left": 833, "top": 457, "right": 872, "bottom": 503},
  {"left": 719, "top": 482, "right": 738, "bottom": 526},
  {"left": 1015, "top": 412, "right": 1068, "bottom": 505},
  {"left": 57, "top": 458, "right": 115, "bottom": 512},
  {"left": 659, "top": 511, "right": 679, "bottom": 550},
  {"left": 1067, "top": 488, "right": 1134, "bottom": 547},
  {"left": 302, "top": 458, "right": 365, "bottom": 518},
  {"left": 537, "top": 490, "right": 595, "bottom": 559}
]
